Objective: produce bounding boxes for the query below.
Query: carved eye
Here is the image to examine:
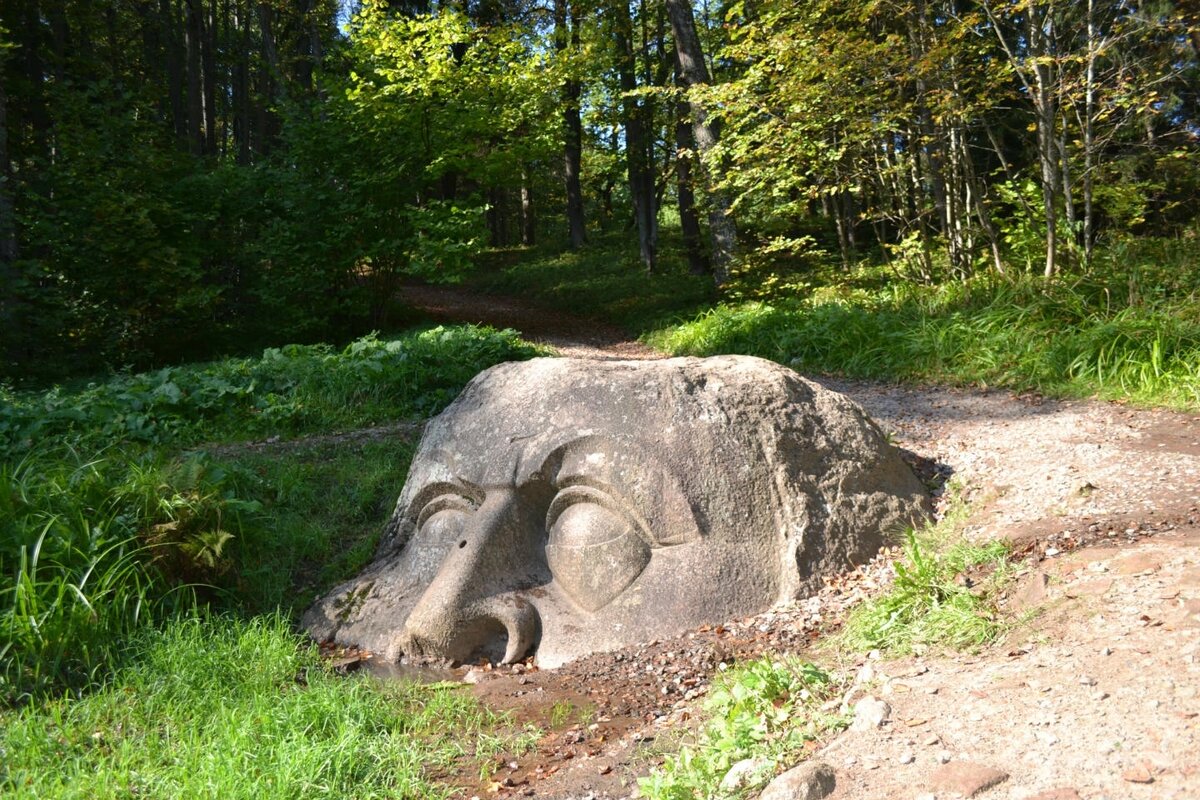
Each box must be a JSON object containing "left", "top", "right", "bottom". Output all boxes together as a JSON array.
[
  {"left": 416, "top": 495, "right": 475, "bottom": 547},
  {"left": 545, "top": 486, "right": 650, "bottom": 612}
]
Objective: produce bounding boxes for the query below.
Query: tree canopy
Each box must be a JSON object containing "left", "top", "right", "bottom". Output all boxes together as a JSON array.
[{"left": 1, "top": 0, "right": 1197, "bottom": 381}]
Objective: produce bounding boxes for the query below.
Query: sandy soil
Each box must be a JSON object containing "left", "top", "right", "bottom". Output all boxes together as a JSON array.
[{"left": 366, "top": 286, "right": 1200, "bottom": 800}]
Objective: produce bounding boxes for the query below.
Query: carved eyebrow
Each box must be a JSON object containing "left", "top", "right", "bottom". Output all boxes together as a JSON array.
[
  {"left": 547, "top": 480, "right": 657, "bottom": 547},
  {"left": 540, "top": 435, "right": 702, "bottom": 547},
  {"left": 406, "top": 479, "right": 484, "bottom": 523}
]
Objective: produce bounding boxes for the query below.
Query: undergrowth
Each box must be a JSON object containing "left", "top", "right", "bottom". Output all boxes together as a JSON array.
[
  {"left": 647, "top": 270, "right": 1200, "bottom": 410},
  {"left": 0, "top": 614, "right": 536, "bottom": 799},
  {"left": 638, "top": 657, "right": 845, "bottom": 800},
  {"left": 841, "top": 496, "right": 1013, "bottom": 655},
  {"left": 470, "top": 231, "right": 716, "bottom": 333},
  {"left": 0, "top": 325, "right": 546, "bottom": 454}
]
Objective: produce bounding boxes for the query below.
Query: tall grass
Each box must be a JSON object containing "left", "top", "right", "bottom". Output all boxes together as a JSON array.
[
  {"left": 1, "top": 615, "right": 534, "bottom": 799},
  {"left": 0, "top": 447, "right": 255, "bottom": 702},
  {"left": 647, "top": 271, "right": 1200, "bottom": 409}
]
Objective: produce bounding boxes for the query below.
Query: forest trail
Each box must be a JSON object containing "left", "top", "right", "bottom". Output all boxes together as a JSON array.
[
  {"left": 387, "top": 284, "right": 1200, "bottom": 800},
  {"left": 398, "top": 284, "right": 664, "bottom": 360}
]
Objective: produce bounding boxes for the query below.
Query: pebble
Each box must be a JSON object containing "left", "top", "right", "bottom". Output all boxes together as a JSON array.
[
  {"left": 758, "top": 761, "right": 837, "bottom": 800},
  {"left": 852, "top": 697, "right": 892, "bottom": 730},
  {"left": 899, "top": 752, "right": 915, "bottom": 765},
  {"left": 928, "top": 762, "right": 1009, "bottom": 797}
]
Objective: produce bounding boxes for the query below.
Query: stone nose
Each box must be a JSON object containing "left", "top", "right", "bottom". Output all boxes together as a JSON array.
[{"left": 398, "top": 490, "right": 543, "bottom": 664}]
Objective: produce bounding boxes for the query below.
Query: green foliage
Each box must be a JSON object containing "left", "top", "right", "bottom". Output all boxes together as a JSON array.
[
  {"left": 647, "top": 253, "right": 1200, "bottom": 410},
  {"left": 1, "top": 326, "right": 545, "bottom": 455},
  {"left": 639, "top": 657, "right": 844, "bottom": 800},
  {"left": 0, "top": 614, "right": 532, "bottom": 799},
  {"left": 842, "top": 499, "right": 1012, "bottom": 655},
  {"left": 0, "top": 448, "right": 247, "bottom": 702},
  {"left": 471, "top": 231, "right": 717, "bottom": 332}
]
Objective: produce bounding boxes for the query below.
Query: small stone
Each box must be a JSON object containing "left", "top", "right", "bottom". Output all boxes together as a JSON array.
[
  {"left": 927, "top": 762, "right": 1009, "bottom": 797},
  {"left": 937, "top": 751, "right": 952, "bottom": 764},
  {"left": 899, "top": 752, "right": 915, "bottom": 765},
  {"left": 856, "top": 663, "right": 876, "bottom": 685},
  {"left": 923, "top": 735, "right": 940, "bottom": 746},
  {"left": 718, "top": 758, "right": 772, "bottom": 795},
  {"left": 1025, "top": 790, "right": 1082, "bottom": 800},
  {"left": 1011, "top": 571, "right": 1050, "bottom": 611},
  {"left": 1122, "top": 763, "right": 1155, "bottom": 784},
  {"left": 758, "top": 761, "right": 836, "bottom": 800},
  {"left": 852, "top": 697, "right": 892, "bottom": 730},
  {"left": 1079, "top": 675, "right": 1097, "bottom": 686}
]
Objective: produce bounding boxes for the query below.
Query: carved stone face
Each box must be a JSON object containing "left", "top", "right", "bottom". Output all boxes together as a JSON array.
[{"left": 304, "top": 356, "right": 929, "bottom": 668}]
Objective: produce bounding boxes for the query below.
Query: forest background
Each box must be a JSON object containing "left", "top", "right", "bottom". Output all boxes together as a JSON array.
[{"left": 1, "top": 0, "right": 1197, "bottom": 386}]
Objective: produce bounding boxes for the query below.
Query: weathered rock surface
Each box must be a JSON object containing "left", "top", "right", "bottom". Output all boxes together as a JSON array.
[
  {"left": 304, "top": 356, "right": 929, "bottom": 667},
  {"left": 927, "top": 762, "right": 1009, "bottom": 797},
  {"left": 758, "top": 761, "right": 836, "bottom": 800}
]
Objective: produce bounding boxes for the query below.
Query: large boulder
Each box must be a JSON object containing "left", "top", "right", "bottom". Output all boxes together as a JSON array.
[{"left": 304, "top": 356, "right": 929, "bottom": 668}]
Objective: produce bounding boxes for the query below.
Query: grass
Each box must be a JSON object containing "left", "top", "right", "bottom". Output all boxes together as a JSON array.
[
  {"left": 645, "top": 265, "right": 1200, "bottom": 410},
  {"left": 0, "top": 614, "right": 537, "bottom": 799},
  {"left": 840, "top": 493, "right": 1014, "bottom": 655},
  {"left": 0, "top": 325, "right": 547, "bottom": 455},
  {"left": 0, "top": 426, "right": 415, "bottom": 704},
  {"left": 465, "top": 230, "right": 1199, "bottom": 410},
  {"left": 637, "top": 657, "right": 845, "bottom": 800},
  {"left": 1, "top": 322, "right": 548, "bottom": 796}
]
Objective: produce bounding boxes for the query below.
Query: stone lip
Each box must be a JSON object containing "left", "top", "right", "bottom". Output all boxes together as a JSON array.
[{"left": 303, "top": 355, "right": 930, "bottom": 668}]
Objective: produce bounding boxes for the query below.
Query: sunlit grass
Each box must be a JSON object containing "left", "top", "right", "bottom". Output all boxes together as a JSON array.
[
  {"left": 638, "top": 657, "right": 845, "bottom": 800},
  {"left": 0, "top": 615, "right": 535, "bottom": 799},
  {"left": 646, "top": 273, "right": 1200, "bottom": 410},
  {"left": 840, "top": 494, "right": 1014, "bottom": 655}
]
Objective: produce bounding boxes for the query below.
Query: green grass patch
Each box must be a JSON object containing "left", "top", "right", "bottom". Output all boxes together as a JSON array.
[
  {"left": 0, "top": 614, "right": 536, "bottom": 799},
  {"left": 1, "top": 325, "right": 546, "bottom": 455},
  {"left": 841, "top": 498, "right": 1013, "bottom": 655},
  {"left": 1, "top": 438, "right": 414, "bottom": 704},
  {"left": 469, "top": 231, "right": 716, "bottom": 333},
  {"left": 646, "top": 271, "right": 1200, "bottom": 410},
  {"left": 638, "top": 657, "right": 845, "bottom": 800}
]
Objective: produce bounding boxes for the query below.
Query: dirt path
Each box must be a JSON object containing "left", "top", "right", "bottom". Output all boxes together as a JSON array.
[
  {"left": 392, "top": 285, "right": 1200, "bottom": 800},
  {"left": 399, "top": 284, "right": 663, "bottom": 360}
]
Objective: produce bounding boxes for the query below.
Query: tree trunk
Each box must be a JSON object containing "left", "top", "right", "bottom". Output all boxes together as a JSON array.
[
  {"left": 1082, "top": 0, "right": 1097, "bottom": 268},
  {"left": 201, "top": 0, "right": 218, "bottom": 154},
  {"left": 160, "top": 0, "right": 188, "bottom": 144},
  {"left": 184, "top": 0, "right": 205, "bottom": 154},
  {"left": 520, "top": 166, "right": 536, "bottom": 246},
  {"left": 0, "top": 71, "right": 16, "bottom": 265},
  {"left": 1029, "top": 5, "right": 1058, "bottom": 278},
  {"left": 233, "top": 0, "right": 251, "bottom": 163},
  {"left": 554, "top": 0, "right": 587, "bottom": 248},
  {"left": 675, "top": 89, "right": 707, "bottom": 275},
  {"left": 665, "top": 0, "right": 736, "bottom": 285},
  {"left": 614, "top": 0, "right": 657, "bottom": 272}
]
